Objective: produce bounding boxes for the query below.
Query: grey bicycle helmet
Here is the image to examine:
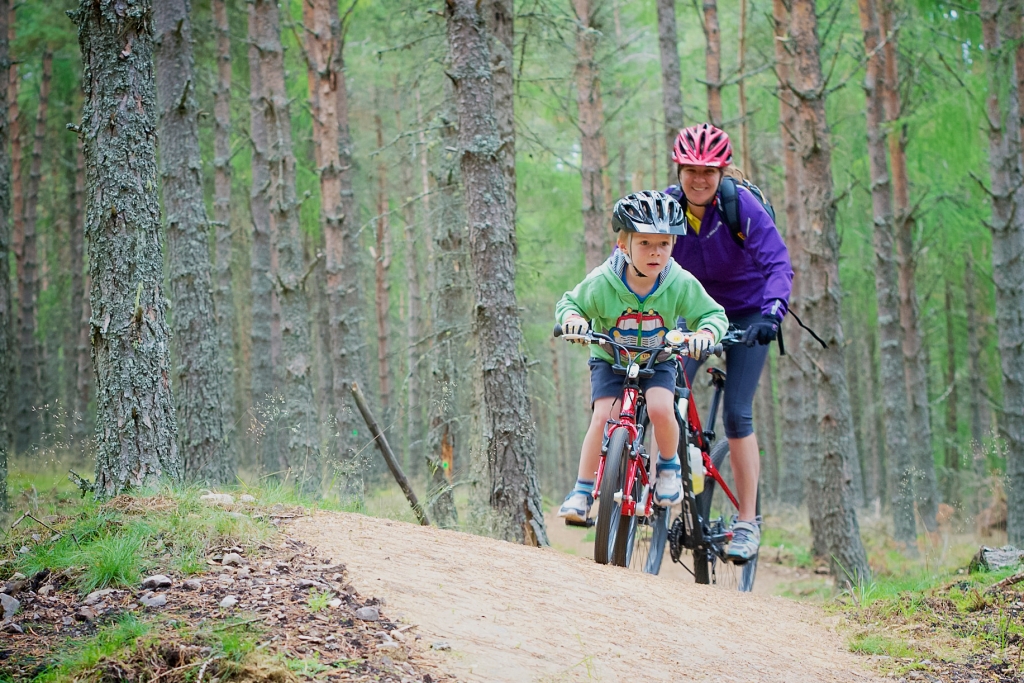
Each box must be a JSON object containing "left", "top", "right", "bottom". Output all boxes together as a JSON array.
[{"left": 612, "top": 190, "right": 687, "bottom": 236}]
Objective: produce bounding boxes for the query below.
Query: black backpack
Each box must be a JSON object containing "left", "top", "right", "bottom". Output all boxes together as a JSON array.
[{"left": 668, "top": 177, "right": 776, "bottom": 248}]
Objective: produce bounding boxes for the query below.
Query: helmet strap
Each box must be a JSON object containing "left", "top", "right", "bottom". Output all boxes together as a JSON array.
[{"left": 623, "top": 234, "right": 648, "bottom": 279}]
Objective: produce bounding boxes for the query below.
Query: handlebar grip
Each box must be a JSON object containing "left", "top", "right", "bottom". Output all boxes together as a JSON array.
[
  {"left": 713, "top": 343, "right": 724, "bottom": 357},
  {"left": 553, "top": 324, "right": 563, "bottom": 338}
]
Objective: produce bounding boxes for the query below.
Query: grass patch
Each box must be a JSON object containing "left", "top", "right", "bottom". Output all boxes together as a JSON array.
[
  {"left": 849, "top": 632, "right": 919, "bottom": 658},
  {"left": 31, "top": 614, "right": 152, "bottom": 682}
]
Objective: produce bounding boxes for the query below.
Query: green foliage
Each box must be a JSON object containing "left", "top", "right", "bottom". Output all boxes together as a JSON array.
[
  {"left": 306, "top": 588, "right": 332, "bottom": 613},
  {"left": 30, "top": 614, "right": 151, "bottom": 683}
]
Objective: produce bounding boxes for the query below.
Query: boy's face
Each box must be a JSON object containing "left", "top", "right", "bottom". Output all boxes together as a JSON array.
[
  {"left": 626, "top": 233, "right": 675, "bottom": 278},
  {"left": 678, "top": 165, "right": 722, "bottom": 206}
]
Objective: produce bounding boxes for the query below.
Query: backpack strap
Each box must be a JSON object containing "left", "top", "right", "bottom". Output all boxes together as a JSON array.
[{"left": 717, "top": 177, "right": 745, "bottom": 247}]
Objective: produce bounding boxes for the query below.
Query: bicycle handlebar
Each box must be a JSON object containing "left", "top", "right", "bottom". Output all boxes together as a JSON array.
[{"left": 553, "top": 323, "right": 741, "bottom": 361}]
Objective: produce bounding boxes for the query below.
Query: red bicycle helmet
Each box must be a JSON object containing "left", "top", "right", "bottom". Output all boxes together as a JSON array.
[{"left": 672, "top": 123, "right": 733, "bottom": 168}]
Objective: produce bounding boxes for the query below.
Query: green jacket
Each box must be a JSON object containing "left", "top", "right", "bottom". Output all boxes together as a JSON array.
[{"left": 555, "top": 251, "right": 729, "bottom": 365}]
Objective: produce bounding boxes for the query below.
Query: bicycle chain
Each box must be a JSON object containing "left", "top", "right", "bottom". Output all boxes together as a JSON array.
[{"left": 668, "top": 515, "right": 685, "bottom": 563}]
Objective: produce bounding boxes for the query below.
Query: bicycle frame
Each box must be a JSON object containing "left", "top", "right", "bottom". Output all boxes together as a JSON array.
[
  {"left": 679, "top": 366, "right": 741, "bottom": 511},
  {"left": 595, "top": 376, "right": 651, "bottom": 518}
]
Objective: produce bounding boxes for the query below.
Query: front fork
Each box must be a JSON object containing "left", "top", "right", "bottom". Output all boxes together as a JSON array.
[{"left": 595, "top": 420, "right": 652, "bottom": 518}]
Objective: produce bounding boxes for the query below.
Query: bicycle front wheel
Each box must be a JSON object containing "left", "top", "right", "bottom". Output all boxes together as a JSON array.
[
  {"left": 594, "top": 428, "right": 629, "bottom": 565},
  {"left": 627, "top": 504, "right": 668, "bottom": 574},
  {"left": 697, "top": 441, "right": 760, "bottom": 592}
]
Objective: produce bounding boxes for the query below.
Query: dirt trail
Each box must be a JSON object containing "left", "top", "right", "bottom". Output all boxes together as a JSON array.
[{"left": 294, "top": 512, "right": 879, "bottom": 683}]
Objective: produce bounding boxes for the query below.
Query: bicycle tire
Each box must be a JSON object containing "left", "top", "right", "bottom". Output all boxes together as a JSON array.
[
  {"left": 594, "top": 428, "right": 629, "bottom": 565},
  {"left": 698, "top": 441, "right": 761, "bottom": 592},
  {"left": 629, "top": 504, "right": 668, "bottom": 574}
]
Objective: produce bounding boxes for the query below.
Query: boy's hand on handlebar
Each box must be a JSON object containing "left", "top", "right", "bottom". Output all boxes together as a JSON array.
[
  {"left": 562, "top": 316, "right": 590, "bottom": 342},
  {"left": 742, "top": 314, "right": 781, "bottom": 347},
  {"left": 689, "top": 329, "right": 716, "bottom": 358}
]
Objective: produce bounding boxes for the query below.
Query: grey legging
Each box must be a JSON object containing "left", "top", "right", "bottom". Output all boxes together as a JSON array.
[{"left": 681, "top": 312, "right": 769, "bottom": 439}]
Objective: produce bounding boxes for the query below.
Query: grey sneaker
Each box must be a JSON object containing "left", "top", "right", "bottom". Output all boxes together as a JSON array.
[
  {"left": 725, "top": 520, "right": 761, "bottom": 564},
  {"left": 557, "top": 490, "right": 593, "bottom": 523}
]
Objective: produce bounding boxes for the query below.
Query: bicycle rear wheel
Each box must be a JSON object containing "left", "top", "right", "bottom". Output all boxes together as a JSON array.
[
  {"left": 697, "top": 441, "right": 760, "bottom": 592},
  {"left": 594, "top": 428, "right": 629, "bottom": 565}
]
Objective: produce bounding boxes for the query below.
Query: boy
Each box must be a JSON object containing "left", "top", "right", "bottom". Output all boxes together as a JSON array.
[{"left": 555, "top": 191, "right": 729, "bottom": 522}]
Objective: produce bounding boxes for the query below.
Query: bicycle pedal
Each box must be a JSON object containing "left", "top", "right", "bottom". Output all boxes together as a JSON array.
[{"left": 565, "top": 518, "right": 595, "bottom": 528}]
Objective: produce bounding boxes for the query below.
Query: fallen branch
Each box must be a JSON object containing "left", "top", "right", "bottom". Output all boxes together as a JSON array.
[
  {"left": 350, "top": 382, "right": 431, "bottom": 527},
  {"left": 986, "top": 571, "right": 1024, "bottom": 594}
]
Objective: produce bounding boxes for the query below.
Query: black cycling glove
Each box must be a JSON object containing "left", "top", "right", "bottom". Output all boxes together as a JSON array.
[{"left": 742, "top": 314, "right": 781, "bottom": 347}]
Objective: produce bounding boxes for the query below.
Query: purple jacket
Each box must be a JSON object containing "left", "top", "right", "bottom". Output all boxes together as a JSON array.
[{"left": 665, "top": 184, "right": 793, "bottom": 320}]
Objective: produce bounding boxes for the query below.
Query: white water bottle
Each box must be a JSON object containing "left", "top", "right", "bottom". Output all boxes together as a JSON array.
[{"left": 688, "top": 444, "right": 704, "bottom": 495}]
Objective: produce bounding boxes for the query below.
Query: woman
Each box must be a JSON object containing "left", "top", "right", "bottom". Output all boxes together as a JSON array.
[{"left": 665, "top": 123, "right": 793, "bottom": 563}]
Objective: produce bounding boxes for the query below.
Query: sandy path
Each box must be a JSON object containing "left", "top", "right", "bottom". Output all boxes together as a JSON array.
[{"left": 293, "top": 512, "right": 878, "bottom": 683}]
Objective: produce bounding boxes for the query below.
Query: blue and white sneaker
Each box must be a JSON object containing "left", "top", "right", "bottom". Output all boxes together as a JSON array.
[
  {"left": 726, "top": 520, "right": 761, "bottom": 564},
  {"left": 654, "top": 458, "right": 682, "bottom": 507},
  {"left": 557, "top": 490, "right": 593, "bottom": 522}
]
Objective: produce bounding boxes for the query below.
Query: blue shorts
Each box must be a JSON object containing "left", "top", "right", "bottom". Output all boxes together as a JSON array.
[{"left": 589, "top": 357, "right": 678, "bottom": 406}]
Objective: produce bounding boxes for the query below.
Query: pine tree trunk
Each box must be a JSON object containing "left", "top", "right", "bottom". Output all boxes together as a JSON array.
[
  {"left": 373, "top": 107, "right": 392, "bottom": 412},
  {"left": 300, "top": 0, "right": 366, "bottom": 497},
  {"left": 14, "top": 49, "right": 50, "bottom": 452},
  {"left": 965, "top": 252, "right": 985, "bottom": 447},
  {"left": 980, "top": 0, "right": 1024, "bottom": 545},
  {"left": 154, "top": 0, "right": 232, "bottom": 485},
  {"left": 71, "top": 0, "right": 180, "bottom": 495},
  {"left": 573, "top": 0, "right": 609, "bottom": 272},
  {"left": 656, "top": 0, "right": 684, "bottom": 185},
  {"left": 856, "top": 0, "right": 916, "bottom": 546},
  {"left": 773, "top": 0, "right": 806, "bottom": 508},
  {"left": 875, "top": 1, "right": 941, "bottom": 532},
  {"left": 738, "top": 0, "right": 752, "bottom": 174},
  {"left": 251, "top": 0, "right": 318, "bottom": 482},
  {"left": 248, "top": 0, "right": 273, "bottom": 434},
  {"left": 426, "top": 96, "right": 464, "bottom": 529},
  {"left": 67, "top": 138, "right": 89, "bottom": 436},
  {"left": 212, "top": 0, "right": 238, "bottom": 428},
  {"left": 484, "top": 0, "right": 515, "bottom": 221},
  {"left": 446, "top": 0, "right": 547, "bottom": 546},
  {"left": 945, "top": 278, "right": 959, "bottom": 491},
  {"left": 702, "top": 0, "right": 723, "bottom": 126},
  {"left": 847, "top": 331, "right": 871, "bottom": 506},
  {"left": 0, "top": 0, "right": 10, "bottom": 509},
  {"left": 787, "top": 0, "right": 870, "bottom": 584}
]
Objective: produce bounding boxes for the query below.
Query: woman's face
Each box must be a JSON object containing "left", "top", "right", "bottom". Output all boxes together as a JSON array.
[{"left": 678, "top": 165, "right": 723, "bottom": 206}]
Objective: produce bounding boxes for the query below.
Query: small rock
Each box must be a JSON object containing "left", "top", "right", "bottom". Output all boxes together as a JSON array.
[
  {"left": 1, "top": 593, "right": 20, "bottom": 619},
  {"left": 75, "top": 606, "right": 97, "bottom": 622},
  {"left": 182, "top": 579, "right": 203, "bottom": 591},
  {"left": 2, "top": 621, "right": 23, "bottom": 634},
  {"left": 376, "top": 641, "right": 400, "bottom": 651},
  {"left": 37, "top": 584, "right": 53, "bottom": 596},
  {"left": 814, "top": 566, "right": 830, "bottom": 575},
  {"left": 83, "top": 588, "right": 116, "bottom": 605},
  {"left": 219, "top": 595, "right": 238, "bottom": 608},
  {"left": 18, "top": 547, "right": 29, "bottom": 554},
  {"left": 222, "top": 553, "right": 243, "bottom": 567},
  {"left": 355, "top": 606, "right": 380, "bottom": 622},
  {"left": 328, "top": 598, "right": 342, "bottom": 609},
  {"left": 10, "top": 573, "right": 26, "bottom": 582},
  {"left": 391, "top": 629, "right": 406, "bottom": 642},
  {"left": 239, "top": 494, "right": 256, "bottom": 503},
  {"left": 142, "top": 574, "right": 172, "bottom": 589},
  {"left": 431, "top": 641, "right": 451, "bottom": 651},
  {"left": 2, "top": 579, "right": 25, "bottom": 595},
  {"left": 297, "top": 579, "right": 325, "bottom": 589},
  {"left": 61, "top": 616, "right": 73, "bottom": 626},
  {"left": 375, "top": 630, "right": 394, "bottom": 641},
  {"left": 140, "top": 592, "right": 167, "bottom": 608},
  {"left": 217, "top": 574, "right": 234, "bottom": 585},
  {"left": 199, "top": 492, "right": 235, "bottom": 507},
  {"left": 236, "top": 567, "right": 250, "bottom": 578}
]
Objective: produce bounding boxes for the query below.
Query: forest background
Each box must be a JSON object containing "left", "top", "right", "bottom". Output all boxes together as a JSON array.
[{"left": 0, "top": 0, "right": 1013, "bottom": 583}]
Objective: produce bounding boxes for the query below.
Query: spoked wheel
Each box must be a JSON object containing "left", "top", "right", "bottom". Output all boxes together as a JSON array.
[
  {"left": 626, "top": 504, "right": 669, "bottom": 574},
  {"left": 696, "top": 441, "right": 760, "bottom": 592},
  {"left": 594, "top": 428, "right": 629, "bottom": 565}
]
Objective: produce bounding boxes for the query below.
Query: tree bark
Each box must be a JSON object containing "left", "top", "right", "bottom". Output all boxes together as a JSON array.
[
  {"left": 573, "top": 0, "right": 609, "bottom": 273},
  {"left": 945, "top": 278, "right": 959, "bottom": 484},
  {"left": 656, "top": 0, "right": 684, "bottom": 185},
  {"left": 248, "top": 0, "right": 273, "bottom": 433},
  {"left": 702, "top": 0, "right": 723, "bottom": 126},
  {"left": 446, "top": 0, "right": 547, "bottom": 546},
  {"left": 68, "top": 137, "right": 89, "bottom": 438},
  {"left": 300, "top": 0, "right": 366, "bottom": 498},
  {"left": 484, "top": 0, "right": 515, "bottom": 222},
  {"left": 980, "top": 0, "right": 1024, "bottom": 545},
  {"left": 773, "top": 0, "right": 806, "bottom": 508},
  {"left": 154, "top": 0, "right": 232, "bottom": 485},
  {"left": 0, "top": 0, "right": 10, "bottom": 509},
  {"left": 14, "top": 49, "right": 50, "bottom": 452},
  {"left": 71, "top": 0, "right": 180, "bottom": 495},
  {"left": 426, "top": 96, "right": 464, "bottom": 529},
  {"left": 856, "top": 0, "right": 916, "bottom": 546},
  {"left": 212, "top": 0, "right": 238, "bottom": 428},
  {"left": 251, "top": 0, "right": 318, "bottom": 482},
  {"left": 965, "top": 251, "right": 985, "bottom": 447},
  {"left": 738, "top": 0, "right": 752, "bottom": 174},
  {"left": 373, "top": 106, "right": 392, "bottom": 412},
  {"left": 787, "top": 0, "right": 870, "bottom": 584},
  {"left": 876, "top": 0, "right": 940, "bottom": 532}
]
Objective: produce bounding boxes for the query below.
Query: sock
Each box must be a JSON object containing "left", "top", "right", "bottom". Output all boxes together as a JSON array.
[
  {"left": 572, "top": 478, "right": 595, "bottom": 497},
  {"left": 656, "top": 455, "right": 681, "bottom": 474}
]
